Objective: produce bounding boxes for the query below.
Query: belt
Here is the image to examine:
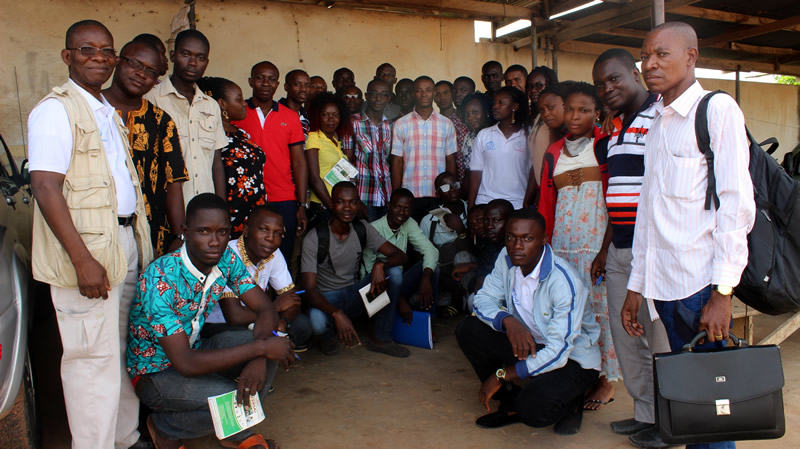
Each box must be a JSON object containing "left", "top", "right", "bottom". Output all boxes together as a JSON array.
[
  {"left": 118, "top": 215, "right": 135, "bottom": 227},
  {"left": 553, "top": 166, "right": 602, "bottom": 190}
]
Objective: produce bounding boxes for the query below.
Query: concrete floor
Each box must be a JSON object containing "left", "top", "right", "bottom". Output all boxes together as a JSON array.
[{"left": 36, "top": 312, "right": 799, "bottom": 449}]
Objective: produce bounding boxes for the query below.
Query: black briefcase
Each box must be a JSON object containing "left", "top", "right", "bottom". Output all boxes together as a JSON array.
[{"left": 653, "top": 331, "right": 785, "bottom": 444}]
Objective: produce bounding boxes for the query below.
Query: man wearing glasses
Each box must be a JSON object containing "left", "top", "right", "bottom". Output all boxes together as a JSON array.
[
  {"left": 104, "top": 39, "right": 189, "bottom": 258},
  {"left": 27, "top": 20, "right": 153, "bottom": 449},
  {"left": 342, "top": 79, "right": 394, "bottom": 222}
]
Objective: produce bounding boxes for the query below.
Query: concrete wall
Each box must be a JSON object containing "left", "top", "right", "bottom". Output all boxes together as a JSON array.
[{"left": 2, "top": 0, "right": 798, "bottom": 160}]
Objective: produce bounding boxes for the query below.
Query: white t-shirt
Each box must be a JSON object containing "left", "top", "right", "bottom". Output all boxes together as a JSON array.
[
  {"left": 205, "top": 238, "right": 295, "bottom": 324},
  {"left": 512, "top": 253, "right": 545, "bottom": 343},
  {"left": 470, "top": 124, "right": 531, "bottom": 209},
  {"left": 27, "top": 79, "right": 137, "bottom": 215}
]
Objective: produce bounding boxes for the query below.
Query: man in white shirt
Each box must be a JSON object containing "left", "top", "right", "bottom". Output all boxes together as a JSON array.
[{"left": 622, "top": 22, "right": 754, "bottom": 449}]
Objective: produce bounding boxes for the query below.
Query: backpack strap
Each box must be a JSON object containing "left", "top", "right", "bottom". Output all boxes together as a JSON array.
[
  {"left": 352, "top": 220, "right": 368, "bottom": 281},
  {"left": 429, "top": 218, "right": 438, "bottom": 242},
  {"left": 316, "top": 219, "right": 331, "bottom": 266},
  {"left": 694, "top": 90, "right": 725, "bottom": 211}
]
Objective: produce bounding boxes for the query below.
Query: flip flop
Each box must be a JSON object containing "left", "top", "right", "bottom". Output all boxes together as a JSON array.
[
  {"left": 236, "top": 434, "right": 279, "bottom": 449},
  {"left": 583, "top": 397, "right": 615, "bottom": 411}
]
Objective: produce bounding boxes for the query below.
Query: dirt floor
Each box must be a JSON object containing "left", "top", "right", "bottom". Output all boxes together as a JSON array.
[{"left": 34, "top": 311, "right": 800, "bottom": 449}]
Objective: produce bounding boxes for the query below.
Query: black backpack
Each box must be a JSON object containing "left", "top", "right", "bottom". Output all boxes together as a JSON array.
[
  {"left": 696, "top": 90, "right": 800, "bottom": 315},
  {"left": 316, "top": 219, "right": 367, "bottom": 282},
  {"left": 781, "top": 143, "right": 800, "bottom": 182}
]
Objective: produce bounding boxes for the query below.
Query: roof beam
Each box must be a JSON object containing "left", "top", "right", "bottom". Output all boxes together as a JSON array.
[
  {"left": 266, "top": 0, "right": 535, "bottom": 20},
  {"left": 700, "top": 16, "right": 800, "bottom": 48},
  {"left": 710, "top": 42, "right": 796, "bottom": 57},
  {"left": 671, "top": 5, "right": 800, "bottom": 33}
]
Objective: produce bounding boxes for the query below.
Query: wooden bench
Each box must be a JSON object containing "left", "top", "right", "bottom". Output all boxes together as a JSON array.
[{"left": 732, "top": 297, "right": 800, "bottom": 346}]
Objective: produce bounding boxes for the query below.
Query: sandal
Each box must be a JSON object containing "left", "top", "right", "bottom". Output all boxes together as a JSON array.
[
  {"left": 583, "top": 397, "right": 615, "bottom": 411},
  {"left": 237, "top": 434, "right": 279, "bottom": 449},
  {"left": 146, "top": 415, "right": 184, "bottom": 449}
]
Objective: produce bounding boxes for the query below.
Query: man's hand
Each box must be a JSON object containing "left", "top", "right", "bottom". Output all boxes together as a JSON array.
[
  {"left": 74, "top": 257, "right": 111, "bottom": 299},
  {"left": 369, "top": 262, "right": 387, "bottom": 297},
  {"left": 332, "top": 309, "right": 361, "bottom": 347},
  {"left": 590, "top": 248, "right": 607, "bottom": 285},
  {"left": 273, "top": 291, "right": 301, "bottom": 313},
  {"left": 296, "top": 206, "right": 308, "bottom": 236},
  {"left": 503, "top": 316, "right": 536, "bottom": 360},
  {"left": 260, "top": 336, "right": 295, "bottom": 370},
  {"left": 417, "top": 277, "right": 434, "bottom": 310},
  {"left": 479, "top": 376, "right": 503, "bottom": 412},
  {"left": 397, "top": 297, "right": 413, "bottom": 325},
  {"left": 699, "top": 290, "right": 732, "bottom": 343},
  {"left": 443, "top": 213, "right": 466, "bottom": 234},
  {"left": 621, "top": 290, "right": 644, "bottom": 337},
  {"left": 236, "top": 358, "right": 267, "bottom": 406}
]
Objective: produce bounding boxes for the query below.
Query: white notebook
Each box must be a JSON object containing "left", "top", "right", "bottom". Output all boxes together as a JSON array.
[{"left": 359, "top": 283, "right": 391, "bottom": 317}]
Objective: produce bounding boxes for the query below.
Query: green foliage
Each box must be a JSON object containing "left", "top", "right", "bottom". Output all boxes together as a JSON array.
[{"left": 775, "top": 75, "right": 800, "bottom": 85}]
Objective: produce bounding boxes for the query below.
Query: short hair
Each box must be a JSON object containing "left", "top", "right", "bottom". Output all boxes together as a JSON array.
[
  {"left": 487, "top": 198, "right": 514, "bottom": 218},
  {"left": 414, "top": 75, "right": 434, "bottom": 86},
  {"left": 593, "top": 48, "right": 637, "bottom": 71},
  {"left": 119, "top": 40, "right": 160, "bottom": 59},
  {"left": 366, "top": 79, "right": 389, "bottom": 92},
  {"left": 469, "top": 203, "right": 487, "bottom": 215},
  {"left": 65, "top": 20, "right": 110, "bottom": 48},
  {"left": 174, "top": 29, "right": 209, "bottom": 53},
  {"left": 396, "top": 78, "right": 413, "bottom": 89},
  {"left": 334, "top": 67, "right": 354, "bottom": 79},
  {"left": 565, "top": 81, "right": 603, "bottom": 111},
  {"left": 508, "top": 208, "right": 546, "bottom": 232},
  {"left": 195, "top": 76, "right": 238, "bottom": 101},
  {"left": 247, "top": 205, "right": 283, "bottom": 224},
  {"left": 459, "top": 92, "right": 493, "bottom": 128},
  {"left": 496, "top": 86, "right": 530, "bottom": 127},
  {"left": 331, "top": 181, "right": 358, "bottom": 198},
  {"left": 185, "top": 193, "right": 229, "bottom": 225},
  {"left": 529, "top": 66, "right": 559, "bottom": 89},
  {"left": 540, "top": 82, "right": 569, "bottom": 101},
  {"left": 650, "top": 21, "right": 698, "bottom": 49},
  {"left": 285, "top": 69, "right": 308, "bottom": 84},
  {"left": 376, "top": 62, "right": 395, "bottom": 75},
  {"left": 251, "top": 61, "right": 278, "bottom": 78},
  {"left": 454, "top": 76, "right": 476, "bottom": 90},
  {"left": 505, "top": 64, "right": 528, "bottom": 78},
  {"left": 435, "top": 80, "right": 454, "bottom": 91},
  {"left": 434, "top": 171, "right": 457, "bottom": 186},
  {"left": 390, "top": 188, "right": 414, "bottom": 203},
  {"left": 482, "top": 60, "right": 502, "bottom": 72},
  {"left": 307, "top": 92, "right": 352, "bottom": 139},
  {"left": 132, "top": 33, "right": 165, "bottom": 51}
]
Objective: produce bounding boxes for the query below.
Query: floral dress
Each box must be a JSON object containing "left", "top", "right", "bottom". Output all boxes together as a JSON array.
[
  {"left": 550, "top": 140, "right": 620, "bottom": 381},
  {"left": 221, "top": 127, "right": 267, "bottom": 238}
]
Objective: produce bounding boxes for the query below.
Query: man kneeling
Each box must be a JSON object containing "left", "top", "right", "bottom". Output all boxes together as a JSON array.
[
  {"left": 127, "top": 194, "right": 296, "bottom": 449},
  {"left": 456, "top": 208, "right": 601, "bottom": 435}
]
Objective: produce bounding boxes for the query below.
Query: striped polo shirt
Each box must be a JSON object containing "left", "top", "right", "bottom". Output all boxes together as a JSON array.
[{"left": 598, "top": 93, "right": 659, "bottom": 249}]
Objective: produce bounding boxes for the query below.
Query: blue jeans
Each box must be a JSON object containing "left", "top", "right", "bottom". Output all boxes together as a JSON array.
[
  {"left": 655, "top": 286, "right": 735, "bottom": 449},
  {"left": 135, "top": 330, "right": 278, "bottom": 442},
  {"left": 309, "top": 272, "right": 395, "bottom": 342},
  {"left": 386, "top": 262, "right": 440, "bottom": 318}
]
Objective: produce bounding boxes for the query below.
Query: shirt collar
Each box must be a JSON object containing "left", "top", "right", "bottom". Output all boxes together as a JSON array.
[
  {"left": 68, "top": 79, "right": 113, "bottom": 115},
  {"left": 180, "top": 244, "right": 209, "bottom": 282},
  {"left": 412, "top": 108, "right": 439, "bottom": 121},
  {"left": 235, "top": 236, "right": 274, "bottom": 270},
  {"left": 489, "top": 123, "right": 524, "bottom": 139},
  {"left": 247, "top": 97, "right": 280, "bottom": 112},
  {"left": 516, "top": 248, "right": 545, "bottom": 283},
  {"left": 161, "top": 76, "right": 211, "bottom": 103},
  {"left": 663, "top": 80, "right": 704, "bottom": 118},
  {"left": 357, "top": 112, "right": 390, "bottom": 124}
]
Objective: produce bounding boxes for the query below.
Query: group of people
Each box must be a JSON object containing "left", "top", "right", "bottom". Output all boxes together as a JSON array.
[{"left": 28, "top": 17, "right": 753, "bottom": 449}]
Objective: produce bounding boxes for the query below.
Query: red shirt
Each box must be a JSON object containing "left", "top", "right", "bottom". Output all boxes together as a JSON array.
[{"left": 233, "top": 99, "right": 304, "bottom": 202}]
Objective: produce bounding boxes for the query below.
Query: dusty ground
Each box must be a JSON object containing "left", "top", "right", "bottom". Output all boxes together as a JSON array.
[{"left": 35, "top": 312, "right": 799, "bottom": 449}]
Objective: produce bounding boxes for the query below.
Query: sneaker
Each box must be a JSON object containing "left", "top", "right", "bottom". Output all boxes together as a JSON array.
[
  {"left": 319, "top": 331, "right": 339, "bottom": 356},
  {"left": 364, "top": 339, "right": 410, "bottom": 358},
  {"left": 293, "top": 343, "right": 309, "bottom": 353}
]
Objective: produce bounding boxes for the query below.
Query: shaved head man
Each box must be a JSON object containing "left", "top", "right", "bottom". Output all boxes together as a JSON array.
[{"left": 639, "top": 21, "right": 698, "bottom": 105}]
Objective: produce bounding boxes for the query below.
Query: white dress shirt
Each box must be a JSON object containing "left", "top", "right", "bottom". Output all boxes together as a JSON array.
[
  {"left": 28, "top": 79, "right": 137, "bottom": 215},
  {"left": 628, "top": 81, "right": 755, "bottom": 304},
  {"left": 512, "top": 252, "right": 545, "bottom": 343}
]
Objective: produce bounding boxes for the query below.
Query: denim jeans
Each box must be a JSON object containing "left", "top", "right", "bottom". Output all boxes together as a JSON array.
[
  {"left": 309, "top": 272, "right": 395, "bottom": 342},
  {"left": 135, "top": 330, "right": 278, "bottom": 442},
  {"left": 386, "top": 262, "right": 440, "bottom": 318},
  {"left": 654, "top": 286, "right": 735, "bottom": 449}
]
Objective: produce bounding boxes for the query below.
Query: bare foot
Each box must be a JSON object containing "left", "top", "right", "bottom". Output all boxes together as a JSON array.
[{"left": 583, "top": 376, "right": 615, "bottom": 410}]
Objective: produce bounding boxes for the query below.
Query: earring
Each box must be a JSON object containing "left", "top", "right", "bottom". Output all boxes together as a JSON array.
[
  {"left": 511, "top": 112, "right": 515, "bottom": 124},
  {"left": 222, "top": 110, "right": 230, "bottom": 120}
]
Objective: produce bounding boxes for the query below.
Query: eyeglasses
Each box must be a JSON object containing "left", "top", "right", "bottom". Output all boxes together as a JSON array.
[
  {"left": 344, "top": 94, "right": 361, "bottom": 99},
  {"left": 366, "top": 91, "right": 391, "bottom": 99},
  {"left": 120, "top": 56, "right": 160, "bottom": 80},
  {"left": 438, "top": 181, "right": 461, "bottom": 193},
  {"left": 66, "top": 46, "right": 116, "bottom": 59}
]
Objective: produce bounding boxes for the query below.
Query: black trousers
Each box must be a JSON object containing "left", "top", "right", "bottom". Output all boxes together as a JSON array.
[
  {"left": 456, "top": 315, "right": 599, "bottom": 427},
  {"left": 411, "top": 196, "right": 440, "bottom": 224}
]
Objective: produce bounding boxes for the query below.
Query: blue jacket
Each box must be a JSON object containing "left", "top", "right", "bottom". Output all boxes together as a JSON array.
[{"left": 473, "top": 244, "right": 601, "bottom": 378}]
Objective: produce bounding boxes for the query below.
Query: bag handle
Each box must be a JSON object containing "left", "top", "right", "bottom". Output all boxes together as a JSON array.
[{"left": 682, "top": 331, "right": 747, "bottom": 352}]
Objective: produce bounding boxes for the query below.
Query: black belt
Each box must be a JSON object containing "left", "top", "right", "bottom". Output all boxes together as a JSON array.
[{"left": 118, "top": 215, "right": 135, "bottom": 227}]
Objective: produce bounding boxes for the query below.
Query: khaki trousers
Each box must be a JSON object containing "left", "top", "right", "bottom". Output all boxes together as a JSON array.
[{"left": 51, "top": 225, "right": 140, "bottom": 449}]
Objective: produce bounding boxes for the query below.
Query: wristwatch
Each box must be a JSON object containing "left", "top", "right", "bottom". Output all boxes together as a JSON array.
[
  {"left": 298, "top": 202, "right": 309, "bottom": 209},
  {"left": 495, "top": 368, "right": 506, "bottom": 382},
  {"left": 712, "top": 284, "right": 733, "bottom": 296}
]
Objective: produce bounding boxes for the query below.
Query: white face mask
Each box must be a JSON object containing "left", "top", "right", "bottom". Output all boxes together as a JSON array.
[{"left": 564, "top": 136, "right": 592, "bottom": 157}]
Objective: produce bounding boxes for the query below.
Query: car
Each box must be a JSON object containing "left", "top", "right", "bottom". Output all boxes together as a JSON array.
[{"left": 0, "top": 132, "right": 40, "bottom": 448}]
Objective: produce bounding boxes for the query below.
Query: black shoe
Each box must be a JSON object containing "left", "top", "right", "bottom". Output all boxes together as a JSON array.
[
  {"left": 364, "top": 339, "right": 410, "bottom": 358},
  {"left": 475, "top": 411, "right": 520, "bottom": 429},
  {"left": 630, "top": 426, "right": 674, "bottom": 449},
  {"left": 611, "top": 418, "right": 654, "bottom": 435},
  {"left": 319, "top": 331, "right": 339, "bottom": 356},
  {"left": 293, "top": 342, "right": 309, "bottom": 353},
  {"left": 553, "top": 401, "right": 584, "bottom": 435}
]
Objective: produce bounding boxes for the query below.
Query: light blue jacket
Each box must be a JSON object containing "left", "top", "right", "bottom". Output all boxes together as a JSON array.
[{"left": 473, "top": 244, "right": 602, "bottom": 378}]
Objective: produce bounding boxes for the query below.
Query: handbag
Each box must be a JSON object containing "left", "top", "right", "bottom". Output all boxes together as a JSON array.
[{"left": 653, "top": 331, "right": 785, "bottom": 444}]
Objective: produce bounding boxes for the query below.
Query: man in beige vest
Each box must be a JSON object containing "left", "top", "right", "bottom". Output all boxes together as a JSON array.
[{"left": 27, "top": 20, "right": 153, "bottom": 449}]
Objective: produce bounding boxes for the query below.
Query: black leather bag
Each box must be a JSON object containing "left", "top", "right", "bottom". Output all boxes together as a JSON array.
[{"left": 653, "top": 332, "right": 785, "bottom": 444}]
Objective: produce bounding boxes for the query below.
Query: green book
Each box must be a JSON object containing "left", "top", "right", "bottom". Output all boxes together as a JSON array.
[{"left": 207, "top": 390, "right": 265, "bottom": 439}]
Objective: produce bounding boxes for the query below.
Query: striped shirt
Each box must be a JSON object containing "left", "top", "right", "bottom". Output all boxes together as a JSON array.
[
  {"left": 597, "top": 93, "right": 659, "bottom": 249},
  {"left": 628, "top": 81, "right": 755, "bottom": 301},
  {"left": 391, "top": 109, "right": 457, "bottom": 198},
  {"left": 344, "top": 113, "right": 393, "bottom": 207}
]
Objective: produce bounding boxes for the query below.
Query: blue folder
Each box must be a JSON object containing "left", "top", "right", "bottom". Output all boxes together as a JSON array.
[{"left": 391, "top": 311, "right": 433, "bottom": 350}]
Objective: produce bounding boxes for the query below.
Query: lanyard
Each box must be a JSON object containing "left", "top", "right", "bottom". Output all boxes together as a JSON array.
[{"left": 180, "top": 245, "right": 223, "bottom": 347}]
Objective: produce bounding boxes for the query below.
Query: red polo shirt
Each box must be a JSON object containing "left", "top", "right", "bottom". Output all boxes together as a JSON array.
[{"left": 233, "top": 99, "right": 305, "bottom": 202}]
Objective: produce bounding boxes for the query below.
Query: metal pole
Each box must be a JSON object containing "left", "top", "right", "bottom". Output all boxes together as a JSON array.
[
  {"left": 553, "top": 42, "right": 559, "bottom": 76},
  {"left": 735, "top": 65, "right": 741, "bottom": 104},
  {"left": 651, "top": 0, "right": 665, "bottom": 27},
  {"left": 531, "top": 16, "right": 538, "bottom": 69}
]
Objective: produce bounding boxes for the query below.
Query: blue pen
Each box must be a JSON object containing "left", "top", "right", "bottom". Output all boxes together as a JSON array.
[
  {"left": 294, "top": 290, "right": 305, "bottom": 295},
  {"left": 595, "top": 274, "right": 604, "bottom": 285},
  {"left": 272, "top": 331, "right": 301, "bottom": 359}
]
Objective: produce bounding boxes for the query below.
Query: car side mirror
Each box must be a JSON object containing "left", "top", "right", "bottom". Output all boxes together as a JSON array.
[{"left": 19, "top": 159, "right": 30, "bottom": 185}]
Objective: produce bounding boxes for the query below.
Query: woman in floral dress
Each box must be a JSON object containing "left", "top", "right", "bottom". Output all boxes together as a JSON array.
[{"left": 538, "top": 82, "right": 620, "bottom": 410}]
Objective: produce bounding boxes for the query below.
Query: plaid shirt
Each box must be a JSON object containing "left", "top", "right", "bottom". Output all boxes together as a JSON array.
[
  {"left": 447, "top": 110, "right": 470, "bottom": 155},
  {"left": 344, "top": 113, "right": 393, "bottom": 207},
  {"left": 391, "top": 109, "right": 457, "bottom": 198}
]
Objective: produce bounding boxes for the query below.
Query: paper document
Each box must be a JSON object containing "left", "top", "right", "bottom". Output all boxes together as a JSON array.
[
  {"left": 428, "top": 207, "right": 454, "bottom": 232},
  {"left": 207, "top": 390, "right": 265, "bottom": 440},
  {"left": 359, "top": 283, "right": 391, "bottom": 317},
  {"left": 323, "top": 157, "right": 358, "bottom": 187}
]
